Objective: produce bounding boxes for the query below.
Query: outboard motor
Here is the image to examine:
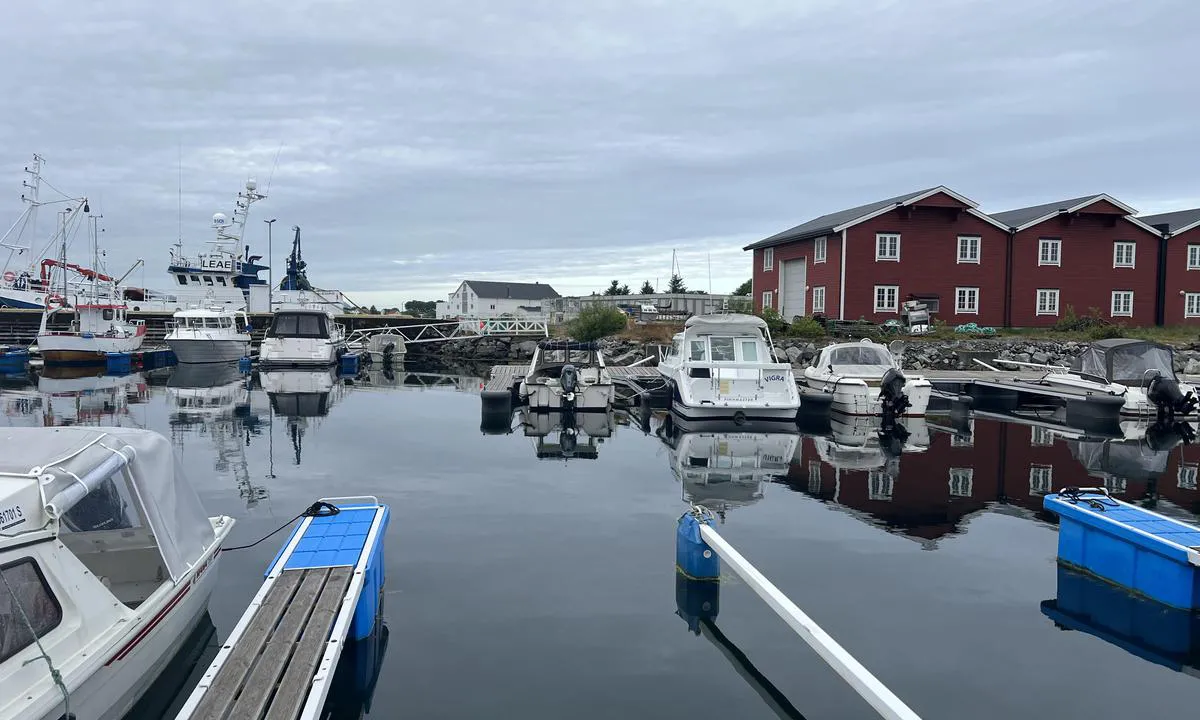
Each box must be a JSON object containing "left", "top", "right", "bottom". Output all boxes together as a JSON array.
[
  {"left": 878, "top": 368, "right": 911, "bottom": 418},
  {"left": 560, "top": 364, "right": 579, "bottom": 409},
  {"left": 1144, "top": 419, "right": 1196, "bottom": 452},
  {"left": 1147, "top": 373, "right": 1198, "bottom": 422}
]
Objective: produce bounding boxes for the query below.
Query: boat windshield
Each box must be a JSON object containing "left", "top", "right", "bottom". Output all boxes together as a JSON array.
[
  {"left": 823, "top": 345, "right": 896, "bottom": 370},
  {"left": 690, "top": 336, "right": 763, "bottom": 363},
  {"left": 268, "top": 313, "right": 329, "bottom": 339}
]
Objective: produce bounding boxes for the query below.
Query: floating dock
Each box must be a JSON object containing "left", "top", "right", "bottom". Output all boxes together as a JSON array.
[
  {"left": 1044, "top": 489, "right": 1200, "bottom": 610},
  {"left": 175, "top": 496, "right": 389, "bottom": 720}
]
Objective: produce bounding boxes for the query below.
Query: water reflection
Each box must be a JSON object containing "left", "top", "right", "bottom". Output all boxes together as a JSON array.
[
  {"left": 168, "top": 363, "right": 270, "bottom": 508},
  {"left": 1, "top": 368, "right": 149, "bottom": 427},
  {"left": 514, "top": 407, "right": 614, "bottom": 460},
  {"left": 260, "top": 368, "right": 346, "bottom": 466},
  {"left": 656, "top": 413, "right": 797, "bottom": 520}
]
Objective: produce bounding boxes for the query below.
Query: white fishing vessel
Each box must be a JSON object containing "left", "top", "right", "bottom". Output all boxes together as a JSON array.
[
  {"left": 518, "top": 340, "right": 614, "bottom": 411},
  {"left": 0, "top": 426, "right": 234, "bottom": 720},
  {"left": 164, "top": 306, "right": 251, "bottom": 364},
  {"left": 0, "top": 155, "right": 95, "bottom": 309},
  {"left": 258, "top": 307, "right": 347, "bottom": 369},
  {"left": 1019, "top": 339, "right": 1198, "bottom": 419},
  {"left": 657, "top": 314, "right": 800, "bottom": 422},
  {"left": 803, "top": 339, "right": 932, "bottom": 417}
]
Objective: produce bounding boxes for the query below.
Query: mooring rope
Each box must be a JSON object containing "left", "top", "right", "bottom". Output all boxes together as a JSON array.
[
  {"left": 221, "top": 501, "right": 340, "bottom": 553},
  {"left": 0, "top": 565, "right": 71, "bottom": 717},
  {"left": 1057, "top": 486, "right": 1119, "bottom": 511}
]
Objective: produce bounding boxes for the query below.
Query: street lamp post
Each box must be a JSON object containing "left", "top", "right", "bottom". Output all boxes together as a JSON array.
[{"left": 264, "top": 218, "right": 277, "bottom": 312}]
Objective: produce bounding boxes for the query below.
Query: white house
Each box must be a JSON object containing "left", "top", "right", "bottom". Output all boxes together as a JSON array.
[{"left": 441, "top": 281, "right": 561, "bottom": 319}]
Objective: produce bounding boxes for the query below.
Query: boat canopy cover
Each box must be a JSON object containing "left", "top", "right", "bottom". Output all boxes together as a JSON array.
[
  {"left": 1071, "top": 339, "right": 1176, "bottom": 384},
  {"left": 0, "top": 427, "right": 214, "bottom": 581},
  {"left": 815, "top": 342, "right": 898, "bottom": 372},
  {"left": 683, "top": 313, "right": 768, "bottom": 333},
  {"left": 538, "top": 340, "right": 598, "bottom": 351},
  {"left": 1068, "top": 439, "right": 1170, "bottom": 482}
]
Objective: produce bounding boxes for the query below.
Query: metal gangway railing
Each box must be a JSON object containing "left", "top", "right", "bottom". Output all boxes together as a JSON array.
[{"left": 345, "top": 317, "right": 548, "bottom": 346}]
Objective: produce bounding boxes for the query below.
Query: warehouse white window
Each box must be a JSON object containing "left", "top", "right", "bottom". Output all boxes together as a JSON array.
[
  {"left": 874, "top": 285, "right": 899, "bottom": 313},
  {"left": 814, "top": 237, "right": 827, "bottom": 263},
  {"left": 1186, "top": 293, "right": 1200, "bottom": 318},
  {"left": 1190, "top": 245, "right": 1200, "bottom": 270},
  {"left": 1113, "top": 241, "right": 1135, "bottom": 268},
  {"left": 1029, "top": 465, "right": 1054, "bottom": 495},
  {"left": 948, "top": 468, "right": 974, "bottom": 498},
  {"left": 875, "top": 233, "right": 900, "bottom": 261},
  {"left": 762, "top": 248, "right": 773, "bottom": 271},
  {"left": 955, "top": 287, "right": 979, "bottom": 314},
  {"left": 868, "top": 470, "right": 894, "bottom": 501},
  {"left": 1111, "top": 290, "right": 1133, "bottom": 317},
  {"left": 1038, "top": 238, "right": 1061, "bottom": 266},
  {"left": 1036, "top": 289, "right": 1060, "bottom": 316},
  {"left": 957, "top": 235, "right": 980, "bottom": 264},
  {"left": 812, "top": 286, "right": 826, "bottom": 313},
  {"left": 761, "top": 291, "right": 773, "bottom": 310}
]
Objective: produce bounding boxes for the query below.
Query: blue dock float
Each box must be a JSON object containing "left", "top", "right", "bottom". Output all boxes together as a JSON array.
[
  {"left": 1044, "top": 488, "right": 1200, "bottom": 611},
  {"left": 339, "top": 352, "right": 361, "bottom": 377},
  {"left": 1041, "top": 566, "right": 1200, "bottom": 678},
  {"left": 176, "top": 496, "right": 390, "bottom": 720},
  {"left": 105, "top": 351, "right": 133, "bottom": 374},
  {"left": 0, "top": 347, "right": 28, "bottom": 372}
]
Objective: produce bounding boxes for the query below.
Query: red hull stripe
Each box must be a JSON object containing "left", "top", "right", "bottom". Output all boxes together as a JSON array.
[{"left": 104, "top": 583, "right": 192, "bottom": 666}]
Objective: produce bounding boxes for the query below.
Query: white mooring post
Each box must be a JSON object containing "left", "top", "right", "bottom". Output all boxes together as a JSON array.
[{"left": 677, "top": 510, "right": 923, "bottom": 720}]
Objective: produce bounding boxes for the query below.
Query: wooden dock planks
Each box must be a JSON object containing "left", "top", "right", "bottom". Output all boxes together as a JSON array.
[{"left": 191, "top": 566, "right": 354, "bottom": 720}]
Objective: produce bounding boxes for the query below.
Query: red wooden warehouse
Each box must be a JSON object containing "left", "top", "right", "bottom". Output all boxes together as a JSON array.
[
  {"left": 743, "top": 186, "right": 1010, "bottom": 326},
  {"left": 1142, "top": 208, "right": 1200, "bottom": 326}
]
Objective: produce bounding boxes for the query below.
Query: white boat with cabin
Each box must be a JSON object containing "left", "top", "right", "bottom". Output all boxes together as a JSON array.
[
  {"left": 36, "top": 297, "right": 146, "bottom": 366},
  {"left": 803, "top": 339, "right": 931, "bottom": 417},
  {"left": 258, "top": 307, "right": 347, "bottom": 369},
  {"left": 657, "top": 314, "right": 800, "bottom": 422},
  {"left": 0, "top": 426, "right": 233, "bottom": 720},
  {"left": 518, "top": 340, "right": 614, "bottom": 411},
  {"left": 164, "top": 306, "right": 251, "bottom": 364}
]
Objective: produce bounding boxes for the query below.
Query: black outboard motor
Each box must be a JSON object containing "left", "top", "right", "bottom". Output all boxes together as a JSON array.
[
  {"left": 1144, "top": 419, "right": 1195, "bottom": 452},
  {"left": 877, "top": 422, "right": 910, "bottom": 458},
  {"left": 1147, "top": 373, "right": 1198, "bottom": 422},
  {"left": 560, "top": 364, "right": 579, "bottom": 409},
  {"left": 878, "top": 368, "right": 911, "bottom": 418}
]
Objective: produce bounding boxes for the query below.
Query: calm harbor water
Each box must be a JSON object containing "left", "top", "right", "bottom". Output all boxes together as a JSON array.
[{"left": 4, "top": 363, "right": 1200, "bottom": 719}]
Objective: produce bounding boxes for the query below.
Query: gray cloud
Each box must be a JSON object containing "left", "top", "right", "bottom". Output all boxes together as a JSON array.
[{"left": 1, "top": 0, "right": 1198, "bottom": 308}]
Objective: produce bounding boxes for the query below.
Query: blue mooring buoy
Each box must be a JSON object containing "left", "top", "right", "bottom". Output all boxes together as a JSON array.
[
  {"left": 676, "top": 511, "right": 720, "bottom": 581},
  {"left": 238, "top": 356, "right": 252, "bottom": 374}
]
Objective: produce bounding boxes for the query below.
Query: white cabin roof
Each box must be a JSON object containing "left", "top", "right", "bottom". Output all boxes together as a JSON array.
[{"left": 683, "top": 313, "right": 768, "bottom": 332}]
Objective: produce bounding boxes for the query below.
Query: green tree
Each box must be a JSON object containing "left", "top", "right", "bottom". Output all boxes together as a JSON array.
[
  {"left": 603, "top": 280, "right": 630, "bottom": 295},
  {"left": 568, "top": 305, "right": 628, "bottom": 341},
  {"left": 368, "top": 304, "right": 379, "bottom": 315},
  {"left": 733, "top": 279, "right": 751, "bottom": 296},
  {"left": 404, "top": 300, "right": 437, "bottom": 317},
  {"left": 639, "top": 280, "right": 655, "bottom": 295},
  {"left": 667, "top": 273, "right": 687, "bottom": 293}
]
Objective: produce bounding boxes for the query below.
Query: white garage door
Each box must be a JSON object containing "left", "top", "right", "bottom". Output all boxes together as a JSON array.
[{"left": 780, "top": 258, "right": 807, "bottom": 320}]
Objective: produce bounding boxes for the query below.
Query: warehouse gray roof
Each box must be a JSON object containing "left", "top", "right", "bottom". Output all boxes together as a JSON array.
[
  {"left": 744, "top": 188, "right": 936, "bottom": 251},
  {"left": 1139, "top": 208, "right": 1200, "bottom": 235}
]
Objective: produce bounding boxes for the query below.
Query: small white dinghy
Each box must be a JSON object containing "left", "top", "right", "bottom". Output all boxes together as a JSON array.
[
  {"left": 0, "top": 426, "right": 233, "bottom": 720},
  {"left": 803, "top": 339, "right": 932, "bottom": 417}
]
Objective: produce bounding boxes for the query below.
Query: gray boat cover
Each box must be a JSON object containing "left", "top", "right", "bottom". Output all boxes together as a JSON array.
[
  {"left": 0, "top": 427, "right": 214, "bottom": 581},
  {"left": 1071, "top": 339, "right": 1177, "bottom": 384}
]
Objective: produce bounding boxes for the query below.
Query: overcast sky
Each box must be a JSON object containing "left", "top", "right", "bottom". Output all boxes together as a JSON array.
[{"left": 1, "top": 0, "right": 1197, "bottom": 308}]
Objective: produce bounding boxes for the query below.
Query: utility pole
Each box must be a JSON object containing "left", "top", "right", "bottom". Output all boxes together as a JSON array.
[{"left": 264, "top": 218, "right": 277, "bottom": 312}]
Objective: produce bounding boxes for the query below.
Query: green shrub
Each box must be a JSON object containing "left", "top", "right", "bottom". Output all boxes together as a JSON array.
[
  {"left": 1088, "top": 323, "right": 1123, "bottom": 340},
  {"left": 757, "top": 307, "right": 788, "bottom": 333},
  {"left": 787, "top": 316, "right": 826, "bottom": 338},
  {"left": 1054, "top": 305, "right": 1111, "bottom": 332},
  {"left": 568, "top": 305, "right": 628, "bottom": 341}
]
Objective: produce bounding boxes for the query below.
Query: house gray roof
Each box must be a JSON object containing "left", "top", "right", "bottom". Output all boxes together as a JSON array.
[
  {"left": 463, "top": 280, "right": 560, "bottom": 300},
  {"left": 989, "top": 194, "right": 1113, "bottom": 230},
  {"left": 743, "top": 188, "right": 938, "bottom": 251},
  {"left": 1139, "top": 208, "right": 1200, "bottom": 234}
]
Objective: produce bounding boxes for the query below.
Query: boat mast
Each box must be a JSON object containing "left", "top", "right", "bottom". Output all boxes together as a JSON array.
[{"left": 0, "top": 154, "right": 44, "bottom": 273}]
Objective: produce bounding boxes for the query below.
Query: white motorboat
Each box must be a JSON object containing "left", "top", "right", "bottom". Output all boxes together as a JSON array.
[
  {"left": 1027, "top": 339, "right": 1198, "bottom": 419},
  {"left": 37, "top": 298, "right": 146, "bottom": 366},
  {"left": 803, "top": 339, "right": 931, "bottom": 417},
  {"left": 518, "top": 340, "right": 614, "bottom": 411},
  {"left": 258, "top": 307, "right": 347, "bottom": 369},
  {"left": 0, "top": 426, "right": 234, "bottom": 720},
  {"left": 365, "top": 332, "right": 407, "bottom": 364},
  {"left": 165, "top": 306, "right": 251, "bottom": 364},
  {"left": 657, "top": 314, "right": 800, "bottom": 422}
]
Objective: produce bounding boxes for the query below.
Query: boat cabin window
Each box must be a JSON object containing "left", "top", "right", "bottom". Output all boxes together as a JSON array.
[
  {"left": 219, "top": 316, "right": 233, "bottom": 329},
  {"left": 669, "top": 339, "right": 681, "bottom": 358},
  {"left": 205, "top": 317, "right": 222, "bottom": 328},
  {"left": 0, "top": 558, "right": 62, "bottom": 663},
  {"left": 825, "top": 346, "right": 895, "bottom": 368},
  {"left": 176, "top": 275, "right": 188, "bottom": 286},
  {"left": 217, "top": 277, "right": 227, "bottom": 286},
  {"left": 689, "top": 341, "right": 707, "bottom": 361},
  {"left": 740, "top": 340, "right": 759, "bottom": 362},
  {"left": 269, "top": 313, "right": 328, "bottom": 339},
  {"left": 102, "top": 309, "right": 114, "bottom": 321},
  {"left": 710, "top": 337, "right": 736, "bottom": 362},
  {"left": 190, "top": 275, "right": 200, "bottom": 283},
  {"left": 203, "top": 276, "right": 214, "bottom": 286}
]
